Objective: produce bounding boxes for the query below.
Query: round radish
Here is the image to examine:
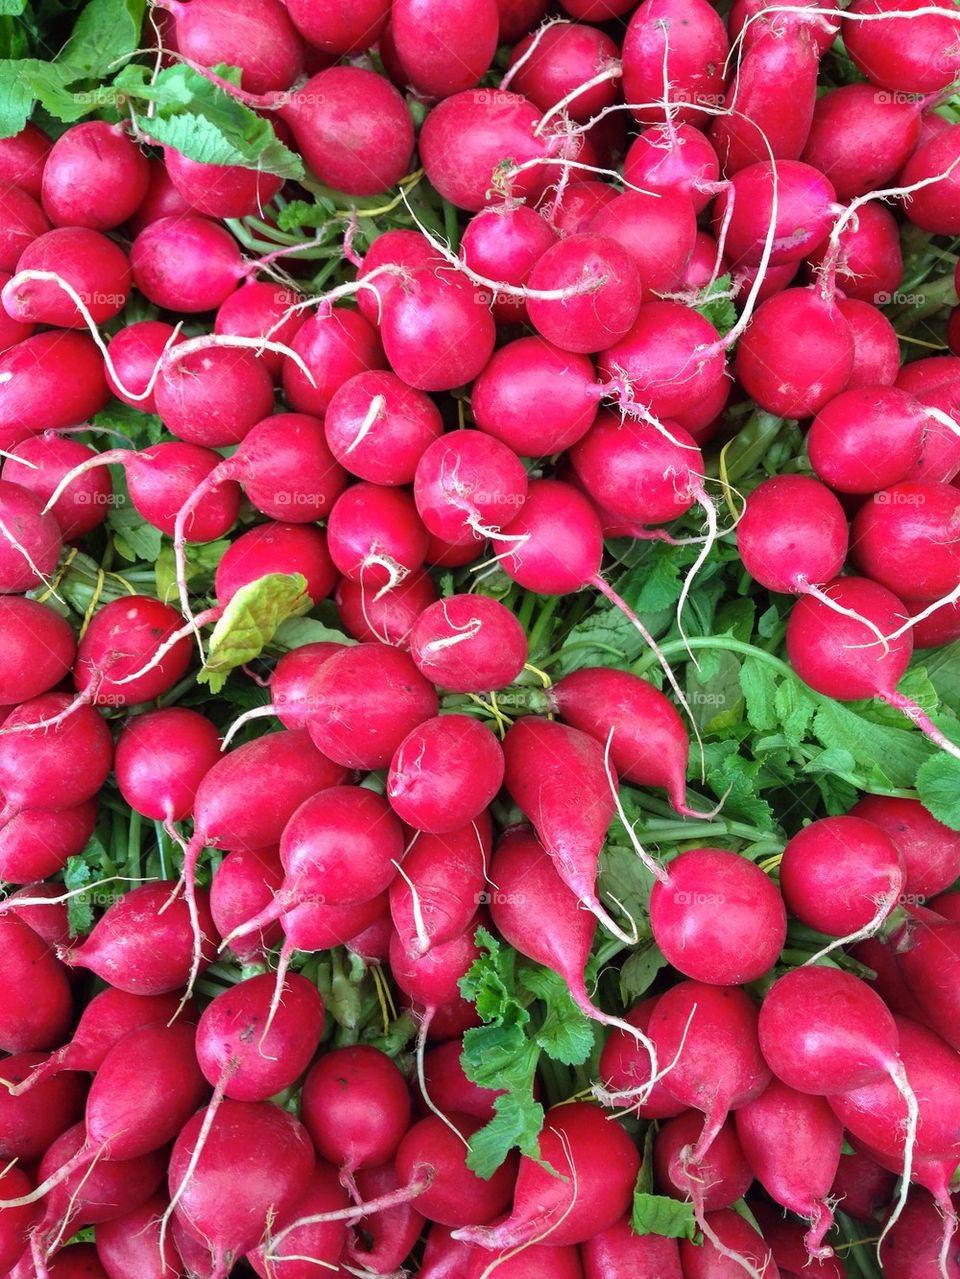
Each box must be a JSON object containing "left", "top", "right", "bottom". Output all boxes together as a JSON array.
[
  {"left": 387, "top": 714, "right": 503, "bottom": 833},
  {"left": 40, "top": 121, "right": 149, "bottom": 229},
  {"left": 156, "top": 0, "right": 304, "bottom": 94},
  {"left": 214, "top": 521, "right": 337, "bottom": 606},
  {"left": 526, "top": 232, "right": 642, "bottom": 355},
  {"left": 283, "top": 306, "right": 386, "bottom": 417},
  {"left": 114, "top": 708, "right": 221, "bottom": 823},
  {"left": 130, "top": 215, "right": 243, "bottom": 312},
  {"left": 0, "top": 916, "right": 72, "bottom": 1052},
  {"left": 381, "top": 267, "right": 496, "bottom": 392},
  {"left": 0, "top": 692, "right": 112, "bottom": 813},
  {"left": 0, "top": 595, "right": 74, "bottom": 704},
  {"left": 851, "top": 481, "right": 960, "bottom": 601},
  {"left": 460, "top": 204, "right": 557, "bottom": 325},
  {"left": 0, "top": 478, "right": 62, "bottom": 592},
  {"left": 324, "top": 370, "right": 443, "bottom": 485},
  {"left": 301, "top": 1046, "right": 411, "bottom": 1179},
  {"left": 413, "top": 429, "right": 528, "bottom": 546},
  {"left": 409, "top": 594, "right": 527, "bottom": 692},
  {"left": 74, "top": 595, "right": 192, "bottom": 707},
  {"left": 737, "top": 474, "right": 848, "bottom": 593},
  {"left": 104, "top": 320, "right": 179, "bottom": 412}
]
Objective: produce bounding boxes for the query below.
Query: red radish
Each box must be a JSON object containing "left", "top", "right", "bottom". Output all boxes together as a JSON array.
[
  {"left": 4, "top": 989, "right": 189, "bottom": 1097},
  {"left": 461, "top": 204, "right": 557, "bottom": 325},
  {"left": 802, "top": 84, "right": 921, "bottom": 200},
  {"left": 582, "top": 1214, "right": 683, "bottom": 1279},
  {"left": 465, "top": 1242, "right": 584, "bottom": 1278},
  {"left": 809, "top": 202, "right": 904, "bottom": 305},
  {"left": 679, "top": 1208, "right": 780, "bottom": 1279},
  {"left": 0, "top": 478, "right": 61, "bottom": 591},
  {"left": 650, "top": 847, "right": 787, "bottom": 985},
  {"left": 416, "top": 1038, "right": 503, "bottom": 1123},
  {"left": 655, "top": 1111, "right": 752, "bottom": 1210},
  {"left": 0, "top": 595, "right": 74, "bottom": 703},
  {"left": 713, "top": 162, "right": 836, "bottom": 269},
  {"left": 154, "top": 0, "right": 303, "bottom": 94},
  {"left": 214, "top": 280, "right": 304, "bottom": 379},
  {"left": 590, "top": 189, "right": 698, "bottom": 295},
  {"left": 391, "top": 0, "right": 498, "bottom": 97},
  {"left": 4, "top": 435, "right": 112, "bottom": 539},
  {"left": 4, "top": 227, "right": 130, "bottom": 328},
  {"left": 279, "top": 66, "right": 414, "bottom": 196},
  {"left": 897, "top": 356, "right": 960, "bottom": 482},
  {"left": 381, "top": 267, "right": 496, "bottom": 392},
  {"left": 508, "top": 23, "right": 620, "bottom": 122},
  {"left": 326, "top": 482, "right": 428, "bottom": 588},
  {"left": 167, "top": 1101, "right": 314, "bottom": 1277},
  {"left": 40, "top": 122, "right": 148, "bottom": 229},
  {"left": 550, "top": 180, "right": 618, "bottom": 235},
  {"left": 274, "top": 892, "right": 389, "bottom": 968},
  {"left": 851, "top": 482, "right": 960, "bottom": 601},
  {"left": 130, "top": 215, "right": 243, "bottom": 312},
  {"left": 38, "top": 1244, "right": 111, "bottom": 1277},
  {"left": 880, "top": 1190, "right": 960, "bottom": 1279},
  {"left": 0, "top": 692, "right": 112, "bottom": 814},
  {"left": 0, "top": 1051, "right": 86, "bottom": 1160},
  {"left": 845, "top": 0, "right": 960, "bottom": 92},
  {"left": 0, "top": 182, "right": 49, "bottom": 273},
  {"left": 236, "top": 415, "right": 349, "bottom": 522},
  {"left": 210, "top": 846, "right": 285, "bottom": 962},
  {"left": 387, "top": 714, "right": 503, "bottom": 833},
  {"left": 214, "top": 521, "right": 337, "bottom": 606},
  {"left": 129, "top": 158, "right": 195, "bottom": 233},
  {"left": 283, "top": 306, "right": 386, "bottom": 416},
  {"left": 413, "top": 429, "right": 528, "bottom": 547},
  {"left": 525, "top": 232, "right": 642, "bottom": 355},
  {"left": 265, "top": 642, "right": 344, "bottom": 730},
  {"left": 426, "top": 530, "right": 485, "bottom": 567},
  {"left": 0, "top": 123, "right": 51, "bottom": 200},
  {"left": 104, "top": 321, "right": 179, "bottom": 411},
  {"left": 114, "top": 708, "right": 220, "bottom": 825},
  {"left": 389, "top": 914, "right": 486, "bottom": 1039},
  {"left": 455, "top": 1103, "right": 639, "bottom": 1248},
  {"left": 417, "top": 90, "right": 554, "bottom": 213},
  {"left": 849, "top": 795, "right": 960, "bottom": 898},
  {"left": 0, "top": 1167, "right": 37, "bottom": 1274},
  {"left": 779, "top": 816, "right": 905, "bottom": 948},
  {"left": 471, "top": 336, "right": 599, "bottom": 455},
  {"left": 164, "top": 148, "right": 282, "bottom": 220},
  {"left": 62, "top": 882, "right": 220, "bottom": 995},
  {"left": 285, "top": 0, "right": 389, "bottom": 53},
  {"left": 409, "top": 594, "right": 527, "bottom": 692},
  {"left": 155, "top": 345, "right": 276, "bottom": 447},
  {"left": 736, "top": 1079, "right": 843, "bottom": 1258},
  {"left": 0, "top": 884, "right": 72, "bottom": 949},
  {"left": 94, "top": 1191, "right": 181, "bottom": 1279},
  {"left": 500, "top": 478, "right": 603, "bottom": 594},
  {"left": 336, "top": 567, "right": 438, "bottom": 646},
  {"left": 623, "top": 123, "right": 720, "bottom": 214},
  {"left": 599, "top": 301, "right": 726, "bottom": 419},
  {"left": 808, "top": 387, "right": 928, "bottom": 493},
  {"left": 0, "top": 801, "right": 98, "bottom": 883},
  {"left": 0, "top": 331, "right": 109, "bottom": 435},
  {"left": 737, "top": 473, "right": 848, "bottom": 590},
  {"left": 621, "top": 0, "right": 729, "bottom": 127},
  {"left": 736, "top": 288, "right": 854, "bottom": 418},
  {"left": 728, "top": 0, "right": 839, "bottom": 52},
  {"left": 247, "top": 1162, "right": 349, "bottom": 1279},
  {"left": 357, "top": 228, "right": 440, "bottom": 325},
  {"left": 301, "top": 1046, "right": 411, "bottom": 1186},
  {"left": 894, "top": 919, "right": 960, "bottom": 1053},
  {"left": 838, "top": 297, "right": 901, "bottom": 389},
  {"left": 390, "top": 817, "right": 490, "bottom": 957},
  {"left": 305, "top": 643, "right": 439, "bottom": 769},
  {"left": 900, "top": 125, "right": 960, "bottom": 236},
  {"left": 324, "top": 370, "right": 443, "bottom": 485},
  {"left": 598, "top": 998, "right": 685, "bottom": 1120},
  {"left": 831, "top": 1148, "right": 896, "bottom": 1223},
  {"left": 0, "top": 273, "right": 33, "bottom": 351}
]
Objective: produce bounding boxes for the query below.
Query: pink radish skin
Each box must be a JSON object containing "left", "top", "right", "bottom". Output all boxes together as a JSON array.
[
  {"left": 623, "top": 124, "right": 720, "bottom": 214},
  {"left": 390, "top": 1113, "right": 517, "bottom": 1228},
  {"left": 831, "top": 1149, "right": 896, "bottom": 1223},
  {"left": 350, "top": 1165, "right": 427, "bottom": 1276},
  {"left": 357, "top": 228, "right": 439, "bottom": 326},
  {"left": 129, "top": 158, "right": 194, "bottom": 234},
  {"left": 779, "top": 815, "right": 905, "bottom": 938},
  {"left": 37, "top": 1244, "right": 111, "bottom": 1278},
  {"left": 125, "top": 441, "right": 241, "bottom": 540},
  {"left": 808, "top": 388, "right": 928, "bottom": 493},
  {"left": 210, "top": 846, "right": 285, "bottom": 962},
  {"left": 736, "top": 474, "right": 848, "bottom": 592},
  {"left": 4, "top": 436, "right": 111, "bottom": 539},
  {"left": 897, "top": 355, "right": 960, "bottom": 482},
  {"left": 465, "top": 1242, "right": 584, "bottom": 1279},
  {"left": 582, "top": 1213, "right": 683, "bottom": 1279},
  {"left": 155, "top": 345, "right": 276, "bottom": 447},
  {"left": 526, "top": 232, "right": 643, "bottom": 355},
  {"left": 850, "top": 795, "right": 960, "bottom": 898},
  {"left": 286, "top": 0, "right": 389, "bottom": 54},
  {"left": 0, "top": 272, "right": 33, "bottom": 351},
  {"left": 0, "top": 124, "right": 51, "bottom": 200},
  {"left": 713, "top": 162, "right": 837, "bottom": 269},
  {"left": 390, "top": 818, "right": 490, "bottom": 957},
  {"left": 233, "top": 414, "right": 348, "bottom": 522},
  {"left": 40, "top": 122, "right": 149, "bottom": 230},
  {"left": 0, "top": 1052, "right": 86, "bottom": 1161},
  {"left": 508, "top": 23, "right": 620, "bottom": 122},
  {"left": 168, "top": 1101, "right": 314, "bottom": 1276},
  {"left": 500, "top": 479, "right": 603, "bottom": 594},
  {"left": 551, "top": 180, "right": 618, "bottom": 235},
  {"left": 845, "top": 0, "right": 960, "bottom": 93},
  {"left": 283, "top": 307, "right": 386, "bottom": 417},
  {"left": 0, "top": 478, "right": 62, "bottom": 591},
  {"left": 655, "top": 1111, "right": 752, "bottom": 1210},
  {"left": 0, "top": 595, "right": 74, "bottom": 703},
  {"left": 381, "top": 267, "right": 496, "bottom": 392},
  {"left": 247, "top": 1162, "right": 349, "bottom": 1279},
  {"left": 461, "top": 205, "right": 558, "bottom": 325},
  {"left": 598, "top": 998, "right": 685, "bottom": 1120},
  {"left": 326, "top": 482, "right": 428, "bottom": 587},
  {"left": 680, "top": 1208, "right": 781, "bottom": 1279},
  {"left": 305, "top": 642, "right": 439, "bottom": 770},
  {"left": 898, "top": 125, "right": 960, "bottom": 236},
  {"left": 5, "top": 227, "right": 130, "bottom": 328},
  {"left": 728, "top": 0, "right": 839, "bottom": 52},
  {"left": 880, "top": 1190, "right": 960, "bottom": 1279},
  {"left": 894, "top": 919, "right": 960, "bottom": 1052},
  {"left": 269, "top": 642, "right": 344, "bottom": 729},
  {"left": 0, "top": 1167, "right": 37, "bottom": 1273},
  {"left": 164, "top": 148, "right": 282, "bottom": 220},
  {"left": 0, "top": 883, "right": 72, "bottom": 949},
  {"left": 336, "top": 567, "right": 438, "bottom": 646},
  {"left": 62, "top": 882, "right": 220, "bottom": 995},
  {"left": 277, "top": 891, "right": 389, "bottom": 958},
  {"left": 74, "top": 595, "right": 192, "bottom": 707},
  {"left": 387, "top": 714, "right": 504, "bottom": 833},
  {"left": 301, "top": 1046, "right": 411, "bottom": 1179},
  {"left": 648, "top": 982, "right": 771, "bottom": 1162},
  {"left": 409, "top": 594, "right": 527, "bottom": 693},
  {"left": 802, "top": 83, "right": 921, "bottom": 200},
  {"left": 570, "top": 412, "right": 704, "bottom": 523},
  {"left": 114, "top": 708, "right": 221, "bottom": 822},
  {"left": 0, "top": 331, "right": 109, "bottom": 435},
  {"left": 736, "top": 1079, "right": 843, "bottom": 1257},
  {"left": 0, "top": 183, "right": 49, "bottom": 273},
  {"left": 650, "top": 848, "right": 787, "bottom": 985},
  {"left": 455, "top": 1102, "right": 639, "bottom": 1248},
  {"left": 0, "top": 692, "right": 112, "bottom": 812},
  {"left": 838, "top": 297, "right": 901, "bottom": 389},
  {"left": 156, "top": 0, "right": 304, "bottom": 94},
  {"left": 590, "top": 190, "right": 698, "bottom": 295},
  {"left": 214, "top": 280, "right": 304, "bottom": 380},
  {"left": 392, "top": 0, "right": 498, "bottom": 98},
  {"left": 621, "top": 0, "right": 729, "bottom": 127},
  {"left": 413, "top": 429, "right": 528, "bottom": 547},
  {"left": 324, "top": 370, "right": 443, "bottom": 485},
  {"left": 214, "top": 521, "right": 337, "bottom": 607},
  {"left": 808, "top": 203, "right": 904, "bottom": 305},
  {"left": 416, "top": 1039, "right": 503, "bottom": 1123},
  {"left": 852, "top": 482, "right": 960, "bottom": 600},
  {"left": 389, "top": 913, "right": 486, "bottom": 1020},
  {"left": 130, "top": 215, "right": 243, "bottom": 312},
  {"left": 94, "top": 1191, "right": 181, "bottom": 1279}
]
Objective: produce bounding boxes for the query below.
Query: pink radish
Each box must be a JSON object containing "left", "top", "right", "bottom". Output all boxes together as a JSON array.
[
  {"left": 387, "top": 714, "right": 504, "bottom": 834},
  {"left": 392, "top": 0, "right": 498, "bottom": 97},
  {"left": 4, "top": 228, "right": 129, "bottom": 329},
  {"left": 838, "top": 297, "right": 901, "bottom": 389},
  {"left": 40, "top": 121, "right": 148, "bottom": 229},
  {"left": 461, "top": 204, "right": 558, "bottom": 325},
  {"left": 214, "top": 280, "right": 304, "bottom": 381},
  {"left": 326, "top": 482, "right": 428, "bottom": 588},
  {"left": 582, "top": 1214, "right": 683, "bottom": 1279},
  {"left": 155, "top": 345, "right": 276, "bottom": 447},
  {"left": 623, "top": 123, "right": 720, "bottom": 214},
  {"left": 525, "top": 232, "right": 643, "bottom": 355},
  {"left": 336, "top": 566, "right": 438, "bottom": 646},
  {"left": 114, "top": 707, "right": 221, "bottom": 824},
  {"left": 73, "top": 595, "right": 192, "bottom": 707},
  {"left": 831, "top": 1148, "right": 896, "bottom": 1223},
  {"left": 507, "top": 22, "right": 620, "bottom": 122},
  {"left": 0, "top": 478, "right": 61, "bottom": 591},
  {"left": 154, "top": 0, "right": 304, "bottom": 94},
  {"left": 381, "top": 267, "right": 496, "bottom": 392},
  {"left": 550, "top": 180, "right": 618, "bottom": 235},
  {"left": 809, "top": 202, "right": 904, "bottom": 306},
  {"left": 285, "top": 0, "right": 389, "bottom": 54},
  {"left": 849, "top": 795, "right": 960, "bottom": 898},
  {"left": 679, "top": 1208, "right": 780, "bottom": 1279},
  {"left": 0, "top": 1167, "right": 37, "bottom": 1274},
  {"left": 130, "top": 215, "right": 243, "bottom": 312},
  {"left": 0, "top": 692, "right": 112, "bottom": 815},
  {"left": 413, "top": 429, "right": 528, "bottom": 548},
  {"left": 0, "top": 883, "right": 72, "bottom": 948},
  {"left": 894, "top": 918, "right": 960, "bottom": 1053},
  {"left": 0, "top": 1051, "right": 86, "bottom": 1161},
  {"left": 621, "top": 0, "right": 729, "bottom": 127},
  {"left": 210, "top": 846, "right": 284, "bottom": 963},
  {"left": 599, "top": 301, "right": 726, "bottom": 419},
  {"left": 714, "top": 161, "right": 837, "bottom": 269},
  {"left": 408, "top": 594, "right": 527, "bottom": 692},
  {"left": 0, "top": 596, "right": 74, "bottom": 703},
  {"left": 0, "top": 123, "right": 51, "bottom": 200},
  {"left": 0, "top": 331, "right": 109, "bottom": 435},
  {"left": 590, "top": 189, "right": 698, "bottom": 295},
  {"left": 324, "top": 369, "right": 443, "bottom": 485},
  {"left": 164, "top": 148, "right": 282, "bottom": 220},
  {"left": 807, "top": 388, "right": 930, "bottom": 493},
  {"left": 655, "top": 1110, "right": 752, "bottom": 1210},
  {"left": 390, "top": 817, "right": 490, "bottom": 957},
  {"left": 94, "top": 1191, "right": 182, "bottom": 1279},
  {"left": 416, "top": 1037, "right": 503, "bottom": 1123},
  {"left": 598, "top": 998, "right": 685, "bottom": 1120},
  {"left": 880, "top": 1189, "right": 960, "bottom": 1279},
  {"left": 283, "top": 307, "right": 386, "bottom": 417},
  {"left": 129, "top": 158, "right": 194, "bottom": 234},
  {"left": 4, "top": 435, "right": 112, "bottom": 539},
  {"left": 213, "top": 521, "right": 337, "bottom": 607},
  {"left": 851, "top": 482, "right": 960, "bottom": 601},
  {"left": 262, "top": 642, "right": 344, "bottom": 731},
  {"left": 246, "top": 1162, "right": 349, "bottom": 1279},
  {"left": 844, "top": 0, "right": 960, "bottom": 93},
  {"left": 737, "top": 474, "right": 848, "bottom": 589},
  {"left": 0, "top": 182, "right": 49, "bottom": 273},
  {"left": 802, "top": 83, "right": 922, "bottom": 200}
]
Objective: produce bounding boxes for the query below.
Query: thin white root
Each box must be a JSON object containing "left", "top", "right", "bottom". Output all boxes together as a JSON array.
[
  {"left": 416, "top": 1007, "right": 469, "bottom": 1148},
  {"left": 676, "top": 480, "right": 719, "bottom": 671},
  {"left": 603, "top": 727, "right": 670, "bottom": 885},
  {"left": 391, "top": 859, "right": 431, "bottom": 956},
  {"left": 803, "top": 876, "right": 903, "bottom": 967},
  {"left": 219, "top": 704, "right": 277, "bottom": 751},
  {"left": 877, "top": 1061, "right": 920, "bottom": 1257},
  {"left": 344, "top": 394, "right": 386, "bottom": 454}
]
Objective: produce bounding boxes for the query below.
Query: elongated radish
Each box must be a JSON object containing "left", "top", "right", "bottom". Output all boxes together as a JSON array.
[
  {"left": 389, "top": 817, "right": 490, "bottom": 957},
  {"left": 0, "top": 1051, "right": 86, "bottom": 1161}
]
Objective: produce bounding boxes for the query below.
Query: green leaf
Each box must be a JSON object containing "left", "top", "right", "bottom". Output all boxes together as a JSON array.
[
  {"left": 916, "top": 754, "right": 960, "bottom": 830},
  {"left": 632, "top": 1193, "right": 699, "bottom": 1240},
  {"left": 155, "top": 540, "right": 230, "bottom": 606},
  {"left": 56, "top": 0, "right": 144, "bottom": 79},
  {"left": 272, "top": 616, "right": 356, "bottom": 651},
  {"left": 199, "top": 573, "right": 313, "bottom": 693},
  {"left": 695, "top": 273, "right": 737, "bottom": 338},
  {"left": 467, "top": 1089, "right": 545, "bottom": 1180},
  {"left": 739, "top": 656, "right": 778, "bottom": 732},
  {"left": 0, "top": 3, "right": 26, "bottom": 15},
  {"left": 93, "top": 401, "right": 165, "bottom": 448},
  {"left": 775, "top": 679, "right": 816, "bottom": 748},
  {"left": 106, "top": 493, "right": 163, "bottom": 563},
  {"left": 812, "top": 700, "right": 933, "bottom": 789},
  {"left": 64, "top": 855, "right": 94, "bottom": 936},
  {"left": 0, "top": 61, "right": 33, "bottom": 133},
  {"left": 520, "top": 967, "right": 595, "bottom": 1067},
  {"left": 619, "top": 941, "right": 668, "bottom": 1003}
]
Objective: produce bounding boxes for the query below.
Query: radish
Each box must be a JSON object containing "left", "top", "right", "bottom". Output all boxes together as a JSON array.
[
  {"left": 0, "top": 884, "right": 72, "bottom": 949},
  {"left": 525, "top": 232, "right": 643, "bottom": 355},
  {"left": 654, "top": 1110, "right": 752, "bottom": 1210},
  {"left": 214, "top": 280, "right": 304, "bottom": 380},
  {"left": 623, "top": 123, "right": 720, "bottom": 214},
  {"left": 650, "top": 847, "right": 787, "bottom": 985},
  {"left": 621, "top": 0, "right": 729, "bottom": 127},
  {"left": 416, "top": 1037, "right": 503, "bottom": 1123},
  {"left": 4, "top": 228, "right": 130, "bottom": 328},
  {"left": 735, "top": 1079, "right": 843, "bottom": 1258},
  {"left": 465, "top": 1241, "right": 585, "bottom": 1279},
  {"left": 880, "top": 1190, "right": 960, "bottom": 1279},
  {"left": 679, "top": 1208, "right": 780, "bottom": 1279},
  {"left": 389, "top": 914, "right": 486, "bottom": 1052},
  {"left": 387, "top": 714, "right": 503, "bottom": 834},
  {"left": 4, "top": 988, "right": 189, "bottom": 1097},
  {"left": 0, "top": 123, "right": 51, "bottom": 200},
  {"left": 130, "top": 215, "right": 243, "bottom": 313},
  {"left": 0, "top": 595, "right": 74, "bottom": 703},
  {"left": 0, "top": 182, "right": 49, "bottom": 273},
  {"left": 164, "top": 148, "right": 283, "bottom": 220},
  {"left": 261, "top": 642, "right": 344, "bottom": 731},
  {"left": 802, "top": 83, "right": 922, "bottom": 200},
  {"left": 392, "top": 0, "right": 498, "bottom": 98},
  {"left": 40, "top": 121, "right": 148, "bottom": 230},
  {"left": 0, "top": 800, "right": 97, "bottom": 884},
  {"left": 247, "top": 1162, "right": 350, "bottom": 1279},
  {"left": 897, "top": 356, "right": 960, "bottom": 482},
  {"left": 900, "top": 125, "right": 960, "bottom": 236},
  {"left": 507, "top": 22, "right": 620, "bottom": 123},
  {"left": 381, "top": 267, "right": 496, "bottom": 392},
  {"left": 461, "top": 204, "right": 558, "bottom": 325},
  {"left": 582, "top": 1214, "right": 683, "bottom": 1279},
  {"left": 155, "top": 345, "right": 276, "bottom": 447},
  {"left": 104, "top": 321, "right": 179, "bottom": 411},
  {"left": 283, "top": 307, "right": 386, "bottom": 417},
  {"left": 0, "top": 478, "right": 61, "bottom": 591},
  {"left": 713, "top": 162, "right": 837, "bottom": 270},
  {"left": 809, "top": 202, "right": 904, "bottom": 306},
  {"left": 414, "top": 429, "right": 528, "bottom": 548},
  {"left": 391, "top": 817, "right": 490, "bottom": 957},
  {"left": 471, "top": 336, "right": 599, "bottom": 455},
  {"left": 210, "top": 846, "right": 284, "bottom": 963},
  {"left": 305, "top": 642, "right": 439, "bottom": 769},
  {"left": 167, "top": 1100, "right": 314, "bottom": 1278},
  {"left": 0, "top": 1167, "right": 37, "bottom": 1275},
  {"left": 114, "top": 707, "right": 221, "bottom": 826},
  {"left": 598, "top": 997, "right": 685, "bottom": 1119},
  {"left": 301, "top": 1046, "right": 411, "bottom": 1191},
  {"left": 214, "top": 521, "right": 337, "bottom": 608},
  {"left": 0, "top": 693, "right": 112, "bottom": 815},
  {"left": 327, "top": 482, "right": 428, "bottom": 589},
  {"left": 409, "top": 594, "right": 527, "bottom": 693},
  {"left": 844, "top": 0, "right": 960, "bottom": 92},
  {"left": 807, "top": 387, "right": 931, "bottom": 493},
  {"left": 838, "top": 297, "right": 901, "bottom": 389},
  {"left": 94, "top": 1191, "right": 181, "bottom": 1279},
  {"left": 0, "top": 1051, "right": 85, "bottom": 1160},
  {"left": 849, "top": 795, "right": 960, "bottom": 898},
  {"left": 779, "top": 816, "right": 905, "bottom": 954},
  {"left": 129, "top": 158, "right": 195, "bottom": 234},
  {"left": 72, "top": 594, "right": 192, "bottom": 708},
  {"left": 154, "top": 0, "right": 304, "bottom": 94},
  {"left": 590, "top": 189, "right": 699, "bottom": 295},
  {"left": 0, "top": 331, "right": 109, "bottom": 435},
  {"left": 336, "top": 567, "right": 438, "bottom": 646},
  {"left": 62, "top": 882, "right": 220, "bottom": 995},
  {"left": 728, "top": 0, "right": 839, "bottom": 51},
  {"left": 550, "top": 180, "right": 618, "bottom": 235},
  {"left": 894, "top": 919, "right": 960, "bottom": 1052},
  {"left": 357, "top": 228, "right": 440, "bottom": 325},
  {"left": 851, "top": 482, "right": 960, "bottom": 601},
  {"left": 227, "top": 414, "right": 348, "bottom": 523},
  {"left": 0, "top": 273, "right": 33, "bottom": 352},
  {"left": 4, "top": 435, "right": 112, "bottom": 539},
  {"left": 455, "top": 1102, "right": 639, "bottom": 1248},
  {"left": 324, "top": 370, "right": 443, "bottom": 485},
  {"left": 831, "top": 1148, "right": 896, "bottom": 1223},
  {"left": 285, "top": 0, "right": 389, "bottom": 54},
  {"left": 736, "top": 473, "right": 848, "bottom": 596}
]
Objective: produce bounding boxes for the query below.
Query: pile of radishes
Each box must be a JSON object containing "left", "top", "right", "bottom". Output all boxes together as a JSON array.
[{"left": 1, "top": 0, "right": 960, "bottom": 1274}]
